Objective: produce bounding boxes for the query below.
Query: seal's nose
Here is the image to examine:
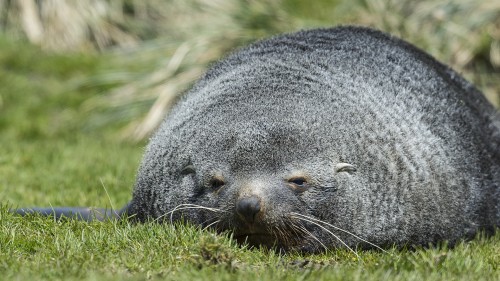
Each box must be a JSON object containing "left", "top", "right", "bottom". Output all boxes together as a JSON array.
[{"left": 236, "top": 195, "right": 261, "bottom": 224}]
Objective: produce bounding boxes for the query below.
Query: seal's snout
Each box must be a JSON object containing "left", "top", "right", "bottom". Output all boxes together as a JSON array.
[{"left": 236, "top": 195, "right": 261, "bottom": 224}]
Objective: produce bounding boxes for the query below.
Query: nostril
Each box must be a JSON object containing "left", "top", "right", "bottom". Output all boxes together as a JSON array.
[{"left": 236, "top": 196, "right": 261, "bottom": 223}]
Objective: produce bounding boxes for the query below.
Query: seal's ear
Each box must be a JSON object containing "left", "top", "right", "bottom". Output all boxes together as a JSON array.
[
  {"left": 181, "top": 164, "right": 196, "bottom": 175},
  {"left": 335, "top": 163, "right": 357, "bottom": 174}
]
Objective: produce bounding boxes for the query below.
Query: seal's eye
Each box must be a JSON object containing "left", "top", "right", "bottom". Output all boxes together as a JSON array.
[
  {"left": 288, "top": 177, "right": 307, "bottom": 186},
  {"left": 335, "top": 163, "right": 356, "bottom": 173},
  {"left": 209, "top": 177, "right": 225, "bottom": 190},
  {"left": 287, "top": 176, "right": 309, "bottom": 192},
  {"left": 181, "top": 165, "right": 196, "bottom": 175}
]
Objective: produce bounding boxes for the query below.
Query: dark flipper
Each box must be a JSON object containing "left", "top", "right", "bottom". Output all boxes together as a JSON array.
[{"left": 13, "top": 203, "right": 131, "bottom": 222}]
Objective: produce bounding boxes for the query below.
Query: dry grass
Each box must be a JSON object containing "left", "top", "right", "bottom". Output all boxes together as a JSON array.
[
  {"left": 350, "top": 0, "right": 500, "bottom": 105},
  {"left": 2, "top": 0, "right": 138, "bottom": 51},
  {"left": 81, "top": 0, "right": 295, "bottom": 141}
]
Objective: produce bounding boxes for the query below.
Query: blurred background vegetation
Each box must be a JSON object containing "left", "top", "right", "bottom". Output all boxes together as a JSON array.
[{"left": 1, "top": 0, "right": 499, "bottom": 141}]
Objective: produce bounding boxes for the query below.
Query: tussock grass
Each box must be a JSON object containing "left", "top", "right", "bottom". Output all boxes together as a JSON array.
[
  {"left": 80, "top": 0, "right": 296, "bottom": 141},
  {"left": 4, "top": 0, "right": 497, "bottom": 140},
  {"left": 350, "top": 0, "right": 500, "bottom": 106}
]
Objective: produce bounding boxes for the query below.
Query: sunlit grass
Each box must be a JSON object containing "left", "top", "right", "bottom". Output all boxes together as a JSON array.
[
  {"left": 1, "top": 206, "right": 498, "bottom": 281},
  {"left": 0, "top": 37, "right": 499, "bottom": 281},
  {"left": 0, "top": 1, "right": 499, "bottom": 280}
]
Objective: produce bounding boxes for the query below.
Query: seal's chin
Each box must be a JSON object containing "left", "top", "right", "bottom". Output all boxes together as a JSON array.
[{"left": 234, "top": 233, "right": 280, "bottom": 248}]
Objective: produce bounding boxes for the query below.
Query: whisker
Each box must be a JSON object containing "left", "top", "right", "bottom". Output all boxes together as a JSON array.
[
  {"left": 288, "top": 221, "right": 304, "bottom": 237},
  {"left": 291, "top": 212, "right": 388, "bottom": 253},
  {"left": 292, "top": 215, "right": 360, "bottom": 259},
  {"left": 275, "top": 225, "right": 291, "bottom": 249},
  {"left": 154, "top": 204, "right": 226, "bottom": 223},
  {"left": 268, "top": 225, "right": 282, "bottom": 247},
  {"left": 280, "top": 225, "right": 292, "bottom": 246},
  {"left": 165, "top": 204, "right": 226, "bottom": 215},
  {"left": 202, "top": 219, "right": 221, "bottom": 231},
  {"left": 289, "top": 221, "right": 312, "bottom": 246},
  {"left": 200, "top": 216, "right": 216, "bottom": 225},
  {"left": 168, "top": 204, "right": 182, "bottom": 224},
  {"left": 293, "top": 222, "right": 328, "bottom": 252}
]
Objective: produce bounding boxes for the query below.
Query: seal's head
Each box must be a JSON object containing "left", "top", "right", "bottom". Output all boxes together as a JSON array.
[
  {"left": 127, "top": 53, "right": 374, "bottom": 250},
  {"left": 176, "top": 123, "right": 360, "bottom": 252},
  {"left": 131, "top": 95, "right": 364, "bottom": 252}
]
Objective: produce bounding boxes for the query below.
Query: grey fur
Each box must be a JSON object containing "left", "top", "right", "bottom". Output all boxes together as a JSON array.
[
  {"left": 17, "top": 26, "right": 500, "bottom": 252},
  {"left": 126, "top": 26, "right": 500, "bottom": 252}
]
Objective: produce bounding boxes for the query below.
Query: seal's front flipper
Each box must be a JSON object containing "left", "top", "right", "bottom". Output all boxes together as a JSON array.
[{"left": 13, "top": 206, "right": 126, "bottom": 222}]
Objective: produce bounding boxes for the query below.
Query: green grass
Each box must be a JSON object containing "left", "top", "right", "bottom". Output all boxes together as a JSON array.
[
  {"left": 1, "top": 209, "right": 499, "bottom": 281},
  {"left": 1, "top": 8, "right": 499, "bottom": 281},
  {"left": 0, "top": 36, "right": 141, "bottom": 210}
]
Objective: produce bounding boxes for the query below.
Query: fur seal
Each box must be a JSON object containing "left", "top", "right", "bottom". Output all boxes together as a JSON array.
[{"left": 15, "top": 26, "right": 500, "bottom": 252}]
